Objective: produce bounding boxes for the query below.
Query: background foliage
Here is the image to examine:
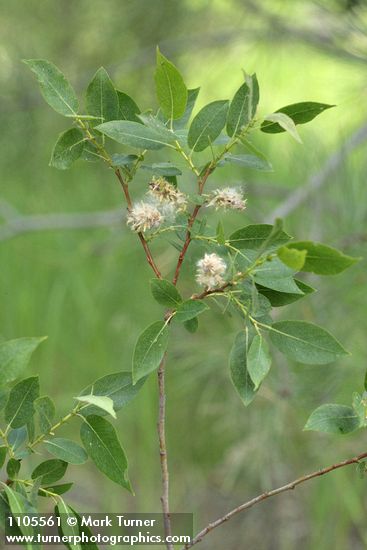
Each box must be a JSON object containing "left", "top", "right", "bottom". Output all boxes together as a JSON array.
[{"left": 1, "top": 0, "right": 367, "bottom": 548}]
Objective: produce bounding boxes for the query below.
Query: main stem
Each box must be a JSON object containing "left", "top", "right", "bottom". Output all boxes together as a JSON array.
[{"left": 157, "top": 355, "right": 173, "bottom": 550}]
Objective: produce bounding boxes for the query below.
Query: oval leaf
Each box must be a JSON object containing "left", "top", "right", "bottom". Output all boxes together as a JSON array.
[
  {"left": 23, "top": 59, "right": 79, "bottom": 116},
  {"left": 229, "top": 224, "right": 291, "bottom": 250},
  {"left": 277, "top": 246, "right": 307, "bottom": 271},
  {"left": 80, "top": 415, "right": 131, "bottom": 492},
  {"left": 269, "top": 320, "right": 348, "bottom": 365},
  {"left": 50, "top": 128, "right": 85, "bottom": 170},
  {"left": 264, "top": 113, "right": 302, "bottom": 143},
  {"left": 96, "top": 120, "right": 176, "bottom": 150},
  {"left": 116, "top": 90, "right": 141, "bottom": 122},
  {"left": 3, "top": 486, "right": 35, "bottom": 539},
  {"left": 86, "top": 67, "right": 119, "bottom": 124},
  {"left": 304, "top": 404, "right": 360, "bottom": 435},
  {"left": 229, "top": 331, "right": 257, "bottom": 406},
  {"left": 188, "top": 100, "right": 229, "bottom": 152},
  {"left": 174, "top": 300, "right": 208, "bottom": 323},
  {"left": 287, "top": 241, "right": 359, "bottom": 275},
  {"left": 226, "top": 74, "right": 259, "bottom": 137},
  {"left": 75, "top": 394, "right": 116, "bottom": 419},
  {"left": 261, "top": 102, "right": 335, "bottom": 133},
  {"left": 0, "top": 337, "right": 46, "bottom": 386},
  {"left": 79, "top": 371, "right": 145, "bottom": 417},
  {"left": 150, "top": 278, "right": 182, "bottom": 307},
  {"left": 55, "top": 500, "right": 81, "bottom": 550},
  {"left": 247, "top": 334, "right": 271, "bottom": 390},
  {"left": 35, "top": 396, "right": 55, "bottom": 435},
  {"left": 173, "top": 87, "right": 200, "bottom": 129},
  {"left": 224, "top": 153, "right": 272, "bottom": 171},
  {"left": 31, "top": 459, "right": 68, "bottom": 485},
  {"left": 44, "top": 438, "right": 88, "bottom": 465},
  {"left": 256, "top": 279, "right": 315, "bottom": 307},
  {"left": 155, "top": 48, "right": 188, "bottom": 120},
  {"left": 132, "top": 321, "right": 169, "bottom": 384},
  {"left": 5, "top": 377, "right": 40, "bottom": 428}
]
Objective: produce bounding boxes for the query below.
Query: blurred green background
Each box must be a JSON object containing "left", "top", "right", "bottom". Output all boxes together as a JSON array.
[{"left": 1, "top": 0, "right": 367, "bottom": 548}]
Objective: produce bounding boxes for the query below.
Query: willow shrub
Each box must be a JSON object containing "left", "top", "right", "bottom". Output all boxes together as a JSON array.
[{"left": 0, "top": 49, "right": 362, "bottom": 546}]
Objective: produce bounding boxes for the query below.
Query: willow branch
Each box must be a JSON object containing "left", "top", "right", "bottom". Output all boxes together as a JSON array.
[
  {"left": 183, "top": 450, "right": 367, "bottom": 549},
  {"left": 157, "top": 354, "right": 173, "bottom": 550}
]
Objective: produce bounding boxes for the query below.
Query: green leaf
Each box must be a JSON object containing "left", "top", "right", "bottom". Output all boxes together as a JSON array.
[
  {"left": 226, "top": 74, "right": 259, "bottom": 137},
  {"left": 277, "top": 246, "right": 307, "bottom": 271},
  {"left": 96, "top": 120, "right": 176, "bottom": 150},
  {"left": 263, "top": 112, "right": 302, "bottom": 143},
  {"left": 247, "top": 334, "right": 271, "bottom": 390},
  {"left": 5, "top": 376, "right": 40, "bottom": 429},
  {"left": 216, "top": 220, "right": 226, "bottom": 245},
  {"left": 116, "top": 90, "right": 141, "bottom": 122},
  {"left": 3, "top": 486, "right": 36, "bottom": 540},
  {"left": 253, "top": 258, "right": 303, "bottom": 294},
  {"left": 23, "top": 59, "right": 79, "bottom": 116},
  {"left": 0, "top": 336, "right": 46, "bottom": 386},
  {"left": 80, "top": 140, "right": 101, "bottom": 162},
  {"left": 150, "top": 278, "right": 183, "bottom": 307},
  {"left": 269, "top": 320, "right": 348, "bottom": 365},
  {"left": 352, "top": 392, "right": 367, "bottom": 427},
  {"left": 86, "top": 67, "right": 119, "bottom": 124},
  {"left": 6, "top": 458, "right": 21, "bottom": 479},
  {"left": 34, "top": 396, "right": 55, "bottom": 434},
  {"left": 155, "top": 48, "right": 188, "bottom": 120},
  {"left": 229, "top": 224, "right": 291, "bottom": 250},
  {"left": 49, "top": 128, "right": 85, "bottom": 170},
  {"left": 55, "top": 500, "right": 81, "bottom": 550},
  {"left": 174, "top": 88, "right": 200, "bottom": 129},
  {"left": 224, "top": 153, "right": 272, "bottom": 171},
  {"left": 261, "top": 102, "right": 335, "bottom": 134},
  {"left": 111, "top": 153, "right": 139, "bottom": 167},
  {"left": 79, "top": 372, "right": 145, "bottom": 417},
  {"left": 142, "top": 162, "right": 182, "bottom": 176},
  {"left": 39, "top": 483, "right": 73, "bottom": 497},
  {"left": 0, "top": 447, "right": 6, "bottom": 469},
  {"left": 188, "top": 100, "right": 229, "bottom": 152},
  {"left": 80, "top": 415, "right": 131, "bottom": 491},
  {"left": 0, "top": 388, "right": 9, "bottom": 410},
  {"left": 229, "top": 330, "right": 257, "bottom": 406},
  {"left": 256, "top": 279, "right": 315, "bottom": 307},
  {"left": 286, "top": 241, "right": 359, "bottom": 275},
  {"left": 8, "top": 427, "right": 28, "bottom": 451},
  {"left": 174, "top": 300, "right": 208, "bottom": 323},
  {"left": 44, "top": 438, "right": 88, "bottom": 465},
  {"left": 132, "top": 321, "right": 169, "bottom": 384},
  {"left": 31, "top": 459, "right": 68, "bottom": 485},
  {"left": 183, "top": 317, "right": 199, "bottom": 333},
  {"left": 75, "top": 394, "right": 116, "bottom": 419},
  {"left": 66, "top": 507, "right": 100, "bottom": 550},
  {"left": 304, "top": 404, "right": 360, "bottom": 434}
]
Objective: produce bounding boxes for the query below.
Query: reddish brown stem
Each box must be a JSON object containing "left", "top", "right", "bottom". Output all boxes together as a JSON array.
[
  {"left": 172, "top": 166, "right": 213, "bottom": 285},
  {"left": 172, "top": 204, "right": 201, "bottom": 285},
  {"left": 114, "top": 168, "right": 162, "bottom": 279}
]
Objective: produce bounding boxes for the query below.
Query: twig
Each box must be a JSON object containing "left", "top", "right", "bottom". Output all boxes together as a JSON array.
[
  {"left": 269, "top": 121, "right": 367, "bottom": 220},
  {"left": 157, "top": 355, "right": 173, "bottom": 550},
  {"left": 183, "top": 450, "right": 367, "bottom": 549},
  {"left": 113, "top": 167, "right": 162, "bottom": 279},
  {"left": 172, "top": 166, "right": 213, "bottom": 285}
]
